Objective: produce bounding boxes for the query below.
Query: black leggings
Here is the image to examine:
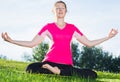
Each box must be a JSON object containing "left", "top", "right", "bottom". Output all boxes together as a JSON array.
[{"left": 26, "top": 61, "right": 97, "bottom": 79}]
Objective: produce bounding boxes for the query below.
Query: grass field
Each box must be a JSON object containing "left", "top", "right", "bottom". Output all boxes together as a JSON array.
[{"left": 0, "top": 59, "right": 120, "bottom": 82}]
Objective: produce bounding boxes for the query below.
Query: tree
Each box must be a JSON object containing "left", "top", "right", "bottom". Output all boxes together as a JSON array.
[
  {"left": 32, "top": 42, "right": 49, "bottom": 62},
  {"left": 109, "top": 56, "right": 120, "bottom": 73},
  {"left": 79, "top": 46, "right": 99, "bottom": 69},
  {"left": 0, "top": 54, "right": 7, "bottom": 60},
  {"left": 79, "top": 46, "right": 114, "bottom": 72},
  {"left": 22, "top": 52, "right": 33, "bottom": 62},
  {"left": 71, "top": 42, "right": 81, "bottom": 66}
]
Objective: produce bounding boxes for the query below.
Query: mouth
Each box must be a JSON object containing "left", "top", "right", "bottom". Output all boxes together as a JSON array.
[{"left": 59, "top": 13, "right": 63, "bottom": 14}]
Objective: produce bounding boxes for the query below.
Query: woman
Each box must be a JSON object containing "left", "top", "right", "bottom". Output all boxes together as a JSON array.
[{"left": 1, "top": 1, "right": 118, "bottom": 78}]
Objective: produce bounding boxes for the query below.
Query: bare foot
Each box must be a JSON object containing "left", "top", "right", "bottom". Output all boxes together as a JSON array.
[{"left": 42, "top": 64, "right": 60, "bottom": 75}]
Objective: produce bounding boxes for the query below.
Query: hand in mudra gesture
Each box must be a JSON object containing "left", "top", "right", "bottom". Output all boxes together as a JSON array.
[
  {"left": 1, "top": 32, "right": 12, "bottom": 42},
  {"left": 108, "top": 29, "right": 118, "bottom": 39}
]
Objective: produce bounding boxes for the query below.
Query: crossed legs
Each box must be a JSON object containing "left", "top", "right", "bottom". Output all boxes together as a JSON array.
[
  {"left": 26, "top": 61, "right": 97, "bottom": 78},
  {"left": 42, "top": 64, "right": 60, "bottom": 74},
  {"left": 26, "top": 61, "right": 72, "bottom": 75}
]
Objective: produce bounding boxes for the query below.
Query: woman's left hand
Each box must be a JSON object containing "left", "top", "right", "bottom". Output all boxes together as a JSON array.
[{"left": 108, "top": 29, "right": 118, "bottom": 39}]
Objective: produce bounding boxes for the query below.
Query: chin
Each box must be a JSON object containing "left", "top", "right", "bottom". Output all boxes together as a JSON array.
[
  {"left": 57, "top": 15, "right": 65, "bottom": 18},
  {"left": 58, "top": 17, "right": 64, "bottom": 18}
]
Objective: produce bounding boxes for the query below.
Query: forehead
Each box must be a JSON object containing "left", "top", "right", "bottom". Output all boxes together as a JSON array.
[{"left": 55, "top": 3, "right": 65, "bottom": 7}]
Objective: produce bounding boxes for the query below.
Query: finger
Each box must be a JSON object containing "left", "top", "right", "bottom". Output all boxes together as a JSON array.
[
  {"left": 5, "top": 32, "right": 8, "bottom": 36},
  {"left": 113, "top": 29, "right": 118, "bottom": 32},
  {"left": 109, "top": 29, "right": 113, "bottom": 34},
  {"left": 1, "top": 32, "right": 6, "bottom": 39},
  {"left": 115, "top": 29, "right": 118, "bottom": 33},
  {"left": 4, "top": 32, "right": 10, "bottom": 39},
  {"left": 1, "top": 32, "right": 4, "bottom": 39},
  {"left": 113, "top": 29, "right": 118, "bottom": 34},
  {"left": 111, "top": 29, "right": 117, "bottom": 34}
]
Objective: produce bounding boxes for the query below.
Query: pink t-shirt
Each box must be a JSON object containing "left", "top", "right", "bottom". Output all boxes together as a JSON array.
[{"left": 38, "top": 23, "right": 83, "bottom": 65}]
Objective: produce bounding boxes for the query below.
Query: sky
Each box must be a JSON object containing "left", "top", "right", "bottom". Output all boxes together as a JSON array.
[{"left": 0, "top": 0, "right": 120, "bottom": 61}]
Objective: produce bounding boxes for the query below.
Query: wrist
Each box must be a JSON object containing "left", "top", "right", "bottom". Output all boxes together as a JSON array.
[
  {"left": 106, "top": 36, "right": 110, "bottom": 40},
  {"left": 9, "top": 39, "right": 14, "bottom": 43}
]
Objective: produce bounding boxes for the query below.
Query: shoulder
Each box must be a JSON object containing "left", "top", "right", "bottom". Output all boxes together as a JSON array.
[
  {"left": 66, "top": 23, "right": 75, "bottom": 27},
  {"left": 41, "top": 22, "right": 54, "bottom": 29},
  {"left": 67, "top": 23, "right": 83, "bottom": 36},
  {"left": 47, "top": 22, "right": 55, "bottom": 26},
  {"left": 66, "top": 23, "right": 78, "bottom": 30}
]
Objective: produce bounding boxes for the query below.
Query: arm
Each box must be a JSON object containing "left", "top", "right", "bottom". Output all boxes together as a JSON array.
[
  {"left": 1, "top": 32, "right": 46, "bottom": 48},
  {"left": 74, "top": 29, "right": 118, "bottom": 47}
]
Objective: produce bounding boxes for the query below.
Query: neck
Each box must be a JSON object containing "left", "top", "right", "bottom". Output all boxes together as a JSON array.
[{"left": 55, "top": 18, "right": 65, "bottom": 28}]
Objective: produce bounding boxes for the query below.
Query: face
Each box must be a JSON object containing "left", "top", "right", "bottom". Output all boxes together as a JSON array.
[{"left": 53, "top": 3, "right": 67, "bottom": 18}]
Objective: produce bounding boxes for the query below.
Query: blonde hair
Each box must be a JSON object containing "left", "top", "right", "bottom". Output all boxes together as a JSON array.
[{"left": 54, "top": 1, "right": 67, "bottom": 12}]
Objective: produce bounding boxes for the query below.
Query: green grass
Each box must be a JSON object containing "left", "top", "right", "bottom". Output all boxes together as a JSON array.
[{"left": 0, "top": 59, "right": 120, "bottom": 82}]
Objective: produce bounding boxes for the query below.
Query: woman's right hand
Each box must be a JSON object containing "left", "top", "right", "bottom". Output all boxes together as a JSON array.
[
  {"left": 1, "top": 32, "right": 45, "bottom": 47},
  {"left": 1, "top": 32, "right": 12, "bottom": 42}
]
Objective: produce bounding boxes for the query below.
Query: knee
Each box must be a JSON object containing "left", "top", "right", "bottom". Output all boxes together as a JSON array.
[
  {"left": 26, "top": 64, "right": 33, "bottom": 73},
  {"left": 87, "top": 69, "right": 97, "bottom": 79},
  {"left": 92, "top": 70, "right": 97, "bottom": 79}
]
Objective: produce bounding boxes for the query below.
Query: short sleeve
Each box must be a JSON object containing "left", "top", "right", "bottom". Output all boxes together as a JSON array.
[
  {"left": 73, "top": 25, "right": 83, "bottom": 36},
  {"left": 38, "top": 24, "right": 48, "bottom": 35}
]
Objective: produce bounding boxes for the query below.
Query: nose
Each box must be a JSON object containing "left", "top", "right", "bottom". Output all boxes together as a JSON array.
[{"left": 58, "top": 8, "right": 63, "bottom": 11}]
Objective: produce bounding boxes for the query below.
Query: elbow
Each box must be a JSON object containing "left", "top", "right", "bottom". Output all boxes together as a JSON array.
[
  {"left": 27, "top": 42, "right": 37, "bottom": 48},
  {"left": 85, "top": 44, "right": 92, "bottom": 48},
  {"left": 25, "top": 45, "right": 34, "bottom": 48},
  {"left": 86, "top": 45, "right": 93, "bottom": 48},
  {"left": 28, "top": 45, "right": 34, "bottom": 48},
  {"left": 85, "top": 43, "right": 94, "bottom": 48},
  {"left": 28, "top": 44, "right": 37, "bottom": 48},
  {"left": 28, "top": 40, "right": 42, "bottom": 48}
]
